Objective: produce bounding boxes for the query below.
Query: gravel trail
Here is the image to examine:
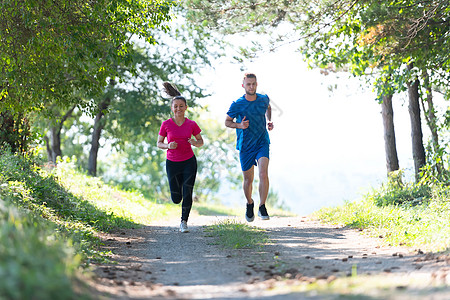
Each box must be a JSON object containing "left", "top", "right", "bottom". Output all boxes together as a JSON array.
[{"left": 90, "top": 215, "right": 450, "bottom": 299}]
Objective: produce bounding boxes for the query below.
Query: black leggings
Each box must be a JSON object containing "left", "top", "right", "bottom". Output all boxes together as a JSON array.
[{"left": 166, "top": 156, "right": 197, "bottom": 221}]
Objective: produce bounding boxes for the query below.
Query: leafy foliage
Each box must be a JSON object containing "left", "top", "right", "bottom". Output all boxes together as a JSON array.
[
  {"left": 0, "top": 0, "right": 174, "bottom": 114},
  {"left": 0, "top": 204, "right": 84, "bottom": 300},
  {"left": 371, "top": 172, "right": 431, "bottom": 207},
  {"left": 0, "top": 148, "right": 183, "bottom": 298},
  {"left": 184, "top": 0, "right": 308, "bottom": 33},
  {"left": 0, "top": 151, "right": 89, "bottom": 299},
  {"left": 0, "top": 112, "right": 33, "bottom": 153},
  {"left": 314, "top": 169, "right": 450, "bottom": 251}
]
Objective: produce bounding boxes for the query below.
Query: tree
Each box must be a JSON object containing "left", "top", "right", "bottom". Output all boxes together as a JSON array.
[
  {"left": 381, "top": 94, "right": 400, "bottom": 173},
  {"left": 44, "top": 105, "right": 76, "bottom": 164},
  {"left": 407, "top": 64, "right": 426, "bottom": 179},
  {"left": 0, "top": 112, "right": 31, "bottom": 153},
  {"left": 421, "top": 70, "right": 445, "bottom": 175},
  {"left": 88, "top": 84, "right": 114, "bottom": 176},
  {"left": 184, "top": 0, "right": 450, "bottom": 180},
  {"left": 0, "top": 0, "right": 174, "bottom": 114},
  {"left": 81, "top": 14, "right": 215, "bottom": 176},
  {"left": 0, "top": 0, "right": 175, "bottom": 153}
]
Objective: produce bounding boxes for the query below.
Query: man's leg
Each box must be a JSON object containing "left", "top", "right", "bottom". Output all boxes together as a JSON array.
[
  {"left": 257, "top": 157, "right": 269, "bottom": 206},
  {"left": 243, "top": 166, "right": 254, "bottom": 204},
  {"left": 243, "top": 166, "right": 255, "bottom": 222}
]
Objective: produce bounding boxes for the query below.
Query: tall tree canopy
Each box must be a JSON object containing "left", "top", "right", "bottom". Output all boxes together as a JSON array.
[
  {"left": 184, "top": 0, "right": 450, "bottom": 179},
  {"left": 0, "top": 0, "right": 174, "bottom": 115}
]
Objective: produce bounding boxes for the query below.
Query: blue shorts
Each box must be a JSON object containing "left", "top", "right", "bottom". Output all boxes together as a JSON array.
[{"left": 239, "top": 144, "right": 270, "bottom": 171}]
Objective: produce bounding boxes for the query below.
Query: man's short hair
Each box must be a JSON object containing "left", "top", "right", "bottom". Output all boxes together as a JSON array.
[{"left": 243, "top": 73, "right": 257, "bottom": 81}]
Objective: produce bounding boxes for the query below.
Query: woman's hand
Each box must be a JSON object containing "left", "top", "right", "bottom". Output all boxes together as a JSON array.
[
  {"left": 188, "top": 133, "right": 204, "bottom": 147},
  {"left": 167, "top": 141, "right": 178, "bottom": 149}
]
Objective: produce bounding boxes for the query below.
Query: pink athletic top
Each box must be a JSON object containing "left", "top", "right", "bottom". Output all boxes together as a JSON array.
[{"left": 158, "top": 118, "right": 202, "bottom": 162}]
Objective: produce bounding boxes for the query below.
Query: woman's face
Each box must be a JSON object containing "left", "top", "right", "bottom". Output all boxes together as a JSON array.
[{"left": 171, "top": 99, "right": 187, "bottom": 117}]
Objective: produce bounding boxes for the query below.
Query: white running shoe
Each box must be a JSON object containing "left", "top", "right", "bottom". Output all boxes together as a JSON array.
[{"left": 180, "top": 220, "right": 189, "bottom": 233}]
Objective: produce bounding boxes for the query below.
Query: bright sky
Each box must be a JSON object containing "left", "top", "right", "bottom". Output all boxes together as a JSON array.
[{"left": 196, "top": 42, "right": 440, "bottom": 215}]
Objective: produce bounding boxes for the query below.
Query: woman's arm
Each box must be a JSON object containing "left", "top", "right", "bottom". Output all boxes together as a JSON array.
[
  {"left": 157, "top": 135, "right": 177, "bottom": 149},
  {"left": 188, "top": 133, "right": 204, "bottom": 147}
]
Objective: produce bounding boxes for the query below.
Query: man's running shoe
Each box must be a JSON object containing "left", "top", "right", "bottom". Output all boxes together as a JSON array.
[
  {"left": 245, "top": 201, "right": 255, "bottom": 222},
  {"left": 258, "top": 204, "right": 270, "bottom": 220},
  {"left": 180, "top": 220, "right": 189, "bottom": 233}
]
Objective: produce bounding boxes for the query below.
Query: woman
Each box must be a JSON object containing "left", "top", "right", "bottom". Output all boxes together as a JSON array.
[{"left": 157, "top": 82, "right": 203, "bottom": 233}]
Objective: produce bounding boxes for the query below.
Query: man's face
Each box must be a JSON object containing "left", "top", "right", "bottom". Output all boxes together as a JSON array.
[{"left": 242, "top": 77, "right": 257, "bottom": 96}]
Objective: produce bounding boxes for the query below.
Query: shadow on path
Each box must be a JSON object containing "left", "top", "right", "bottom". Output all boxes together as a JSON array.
[{"left": 90, "top": 216, "right": 450, "bottom": 300}]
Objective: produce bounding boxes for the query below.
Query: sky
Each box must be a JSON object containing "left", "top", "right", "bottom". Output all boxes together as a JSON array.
[{"left": 195, "top": 42, "right": 443, "bottom": 216}]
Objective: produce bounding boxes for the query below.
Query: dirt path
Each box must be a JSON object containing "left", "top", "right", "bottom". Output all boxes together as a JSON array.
[{"left": 90, "top": 215, "right": 450, "bottom": 299}]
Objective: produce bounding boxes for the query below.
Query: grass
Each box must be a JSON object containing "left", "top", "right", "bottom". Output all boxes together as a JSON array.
[
  {"left": 0, "top": 149, "right": 277, "bottom": 298},
  {"left": 313, "top": 175, "right": 450, "bottom": 252},
  {"left": 7, "top": 145, "right": 448, "bottom": 299},
  {"left": 0, "top": 151, "right": 181, "bottom": 299},
  {"left": 204, "top": 218, "right": 269, "bottom": 249}
]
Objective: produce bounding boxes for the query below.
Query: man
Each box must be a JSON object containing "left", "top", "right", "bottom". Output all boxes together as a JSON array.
[{"left": 225, "top": 73, "right": 274, "bottom": 222}]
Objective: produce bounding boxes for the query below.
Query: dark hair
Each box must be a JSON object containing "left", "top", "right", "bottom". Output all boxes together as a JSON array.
[
  {"left": 243, "top": 73, "right": 257, "bottom": 81},
  {"left": 162, "top": 82, "right": 187, "bottom": 104}
]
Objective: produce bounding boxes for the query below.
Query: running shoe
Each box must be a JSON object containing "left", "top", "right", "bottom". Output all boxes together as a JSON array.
[
  {"left": 180, "top": 220, "right": 189, "bottom": 233},
  {"left": 258, "top": 204, "right": 270, "bottom": 220},
  {"left": 245, "top": 201, "right": 255, "bottom": 222}
]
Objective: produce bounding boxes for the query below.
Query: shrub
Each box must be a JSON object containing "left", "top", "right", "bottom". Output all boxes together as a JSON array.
[
  {"left": 0, "top": 200, "right": 84, "bottom": 299},
  {"left": 372, "top": 170, "right": 431, "bottom": 207}
]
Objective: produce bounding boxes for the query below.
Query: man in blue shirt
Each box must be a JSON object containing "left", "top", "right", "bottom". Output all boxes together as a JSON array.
[{"left": 225, "top": 73, "right": 274, "bottom": 221}]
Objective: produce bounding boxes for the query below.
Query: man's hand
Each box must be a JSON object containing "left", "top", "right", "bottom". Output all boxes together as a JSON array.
[
  {"left": 267, "top": 121, "right": 274, "bottom": 131},
  {"left": 240, "top": 116, "right": 249, "bottom": 129}
]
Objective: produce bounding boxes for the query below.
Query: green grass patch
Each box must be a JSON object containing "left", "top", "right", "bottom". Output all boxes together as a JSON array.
[
  {"left": 313, "top": 178, "right": 450, "bottom": 252},
  {"left": 0, "top": 149, "right": 291, "bottom": 298},
  {"left": 205, "top": 218, "right": 269, "bottom": 249},
  {"left": 0, "top": 202, "right": 87, "bottom": 300},
  {"left": 0, "top": 150, "right": 180, "bottom": 299}
]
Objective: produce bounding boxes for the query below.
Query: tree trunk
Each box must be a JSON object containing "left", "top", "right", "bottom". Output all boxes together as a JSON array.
[
  {"left": 421, "top": 70, "right": 443, "bottom": 175},
  {"left": 407, "top": 63, "right": 426, "bottom": 180},
  {"left": 45, "top": 106, "right": 75, "bottom": 164},
  {"left": 88, "top": 97, "right": 111, "bottom": 176},
  {"left": 381, "top": 94, "right": 399, "bottom": 174},
  {"left": 49, "top": 126, "right": 62, "bottom": 163}
]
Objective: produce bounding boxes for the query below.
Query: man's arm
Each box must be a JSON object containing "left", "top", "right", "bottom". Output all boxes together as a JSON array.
[
  {"left": 225, "top": 115, "right": 249, "bottom": 129},
  {"left": 266, "top": 104, "right": 272, "bottom": 122},
  {"left": 266, "top": 104, "right": 274, "bottom": 131}
]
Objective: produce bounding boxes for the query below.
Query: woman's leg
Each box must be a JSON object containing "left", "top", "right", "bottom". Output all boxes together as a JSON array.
[
  {"left": 181, "top": 156, "right": 197, "bottom": 221},
  {"left": 166, "top": 159, "right": 183, "bottom": 204}
]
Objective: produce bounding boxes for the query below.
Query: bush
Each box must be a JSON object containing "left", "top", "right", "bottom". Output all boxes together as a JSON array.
[
  {"left": 0, "top": 112, "right": 32, "bottom": 153},
  {"left": 314, "top": 169, "right": 450, "bottom": 251},
  {"left": 0, "top": 199, "right": 84, "bottom": 299},
  {"left": 0, "top": 148, "right": 180, "bottom": 298},
  {"left": 371, "top": 170, "right": 431, "bottom": 207}
]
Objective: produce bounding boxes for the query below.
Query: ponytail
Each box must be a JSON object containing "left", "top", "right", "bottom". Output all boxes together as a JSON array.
[
  {"left": 163, "top": 82, "right": 181, "bottom": 97},
  {"left": 163, "top": 82, "right": 187, "bottom": 104}
]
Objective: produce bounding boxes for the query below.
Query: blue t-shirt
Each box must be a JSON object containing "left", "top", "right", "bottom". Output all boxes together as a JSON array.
[{"left": 226, "top": 93, "right": 270, "bottom": 152}]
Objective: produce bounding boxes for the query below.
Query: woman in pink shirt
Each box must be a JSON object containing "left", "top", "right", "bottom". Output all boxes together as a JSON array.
[{"left": 157, "top": 82, "right": 204, "bottom": 233}]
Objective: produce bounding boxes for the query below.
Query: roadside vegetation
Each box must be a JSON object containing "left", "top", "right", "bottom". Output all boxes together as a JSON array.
[
  {"left": 0, "top": 149, "right": 208, "bottom": 299},
  {"left": 1, "top": 148, "right": 447, "bottom": 300},
  {"left": 314, "top": 170, "right": 450, "bottom": 252},
  {"left": 1, "top": 147, "right": 286, "bottom": 299}
]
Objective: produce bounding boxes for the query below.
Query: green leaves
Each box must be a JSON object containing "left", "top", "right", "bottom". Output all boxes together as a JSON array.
[{"left": 0, "top": 0, "right": 175, "bottom": 115}]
